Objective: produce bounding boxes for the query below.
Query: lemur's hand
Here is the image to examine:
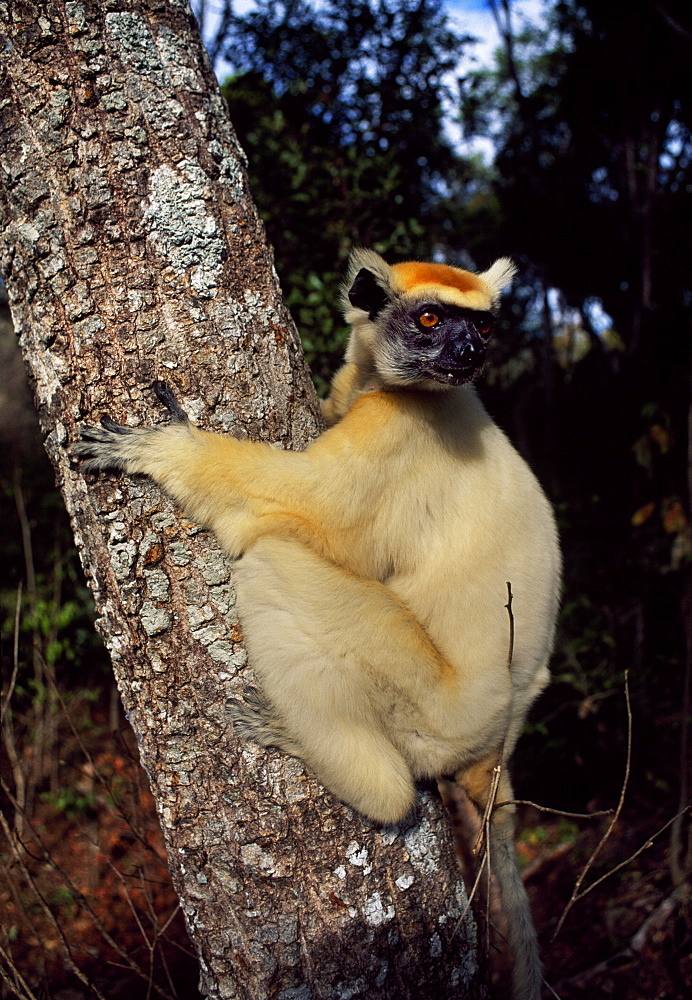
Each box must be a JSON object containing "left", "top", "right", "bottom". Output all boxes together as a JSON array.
[{"left": 73, "top": 381, "right": 189, "bottom": 473}]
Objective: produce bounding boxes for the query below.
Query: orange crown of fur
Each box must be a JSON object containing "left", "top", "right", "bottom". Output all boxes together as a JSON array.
[
  {"left": 389, "top": 258, "right": 515, "bottom": 310},
  {"left": 391, "top": 261, "right": 486, "bottom": 296}
]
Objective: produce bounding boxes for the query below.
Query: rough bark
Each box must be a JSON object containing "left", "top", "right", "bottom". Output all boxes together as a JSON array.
[{"left": 0, "top": 2, "right": 484, "bottom": 997}]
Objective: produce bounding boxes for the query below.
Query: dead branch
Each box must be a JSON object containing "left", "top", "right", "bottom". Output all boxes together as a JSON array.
[
  {"left": 505, "top": 581, "right": 515, "bottom": 670},
  {"left": 552, "top": 668, "right": 633, "bottom": 941},
  {"left": 0, "top": 946, "right": 40, "bottom": 1000},
  {"left": 569, "top": 803, "right": 690, "bottom": 904},
  {"left": 497, "top": 800, "right": 614, "bottom": 820}
]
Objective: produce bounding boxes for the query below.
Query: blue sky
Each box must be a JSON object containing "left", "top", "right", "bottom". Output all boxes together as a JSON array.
[
  {"left": 446, "top": 1, "right": 547, "bottom": 72},
  {"left": 205, "top": 1, "right": 548, "bottom": 85}
]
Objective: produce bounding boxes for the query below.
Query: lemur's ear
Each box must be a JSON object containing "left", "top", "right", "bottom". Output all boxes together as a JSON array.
[
  {"left": 342, "top": 248, "right": 395, "bottom": 320},
  {"left": 477, "top": 257, "right": 517, "bottom": 306},
  {"left": 348, "top": 268, "right": 391, "bottom": 319}
]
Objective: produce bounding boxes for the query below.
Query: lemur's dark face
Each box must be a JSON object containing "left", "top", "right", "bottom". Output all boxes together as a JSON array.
[
  {"left": 382, "top": 299, "right": 494, "bottom": 386},
  {"left": 348, "top": 267, "right": 494, "bottom": 387}
]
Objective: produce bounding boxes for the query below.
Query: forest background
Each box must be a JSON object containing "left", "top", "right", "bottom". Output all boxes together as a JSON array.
[{"left": 1, "top": 1, "right": 690, "bottom": 997}]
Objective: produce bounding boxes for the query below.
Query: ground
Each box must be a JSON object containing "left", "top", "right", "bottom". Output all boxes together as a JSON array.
[{"left": 0, "top": 691, "right": 689, "bottom": 1000}]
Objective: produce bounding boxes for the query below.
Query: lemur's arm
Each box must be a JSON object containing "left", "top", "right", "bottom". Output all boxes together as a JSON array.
[{"left": 76, "top": 381, "right": 389, "bottom": 567}]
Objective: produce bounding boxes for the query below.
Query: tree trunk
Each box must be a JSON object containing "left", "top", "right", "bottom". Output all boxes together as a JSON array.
[{"left": 0, "top": 2, "right": 484, "bottom": 998}]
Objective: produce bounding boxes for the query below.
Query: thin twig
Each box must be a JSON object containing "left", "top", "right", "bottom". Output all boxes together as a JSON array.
[
  {"left": 542, "top": 977, "right": 563, "bottom": 1000},
  {"left": 505, "top": 581, "right": 515, "bottom": 671},
  {"left": 451, "top": 843, "right": 490, "bottom": 938},
  {"left": 0, "top": 939, "right": 40, "bottom": 1000},
  {"left": 495, "top": 799, "right": 614, "bottom": 819},
  {"left": 484, "top": 820, "right": 492, "bottom": 955},
  {"left": 475, "top": 764, "right": 503, "bottom": 853},
  {"left": 552, "top": 669, "right": 633, "bottom": 940},
  {"left": 467, "top": 762, "right": 504, "bottom": 956},
  {"left": 568, "top": 804, "right": 690, "bottom": 906},
  {"left": 453, "top": 586, "right": 515, "bottom": 945},
  {"left": 1, "top": 582, "right": 22, "bottom": 722},
  {"left": 102, "top": 855, "right": 154, "bottom": 955},
  {"left": 2, "top": 583, "right": 27, "bottom": 836},
  {"left": 468, "top": 583, "right": 515, "bottom": 952},
  {"left": 157, "top": 901, "right": 183, "bottom": 939}
]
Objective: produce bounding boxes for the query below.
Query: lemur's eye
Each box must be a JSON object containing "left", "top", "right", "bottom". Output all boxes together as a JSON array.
[
  {"left": 476, "top": 313, "right": 494, "bottom": 337},
  {"left": 419, "top": 311, "right": 440, "bottom": 328}
]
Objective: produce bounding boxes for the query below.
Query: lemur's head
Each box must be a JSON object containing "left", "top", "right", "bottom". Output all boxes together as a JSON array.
[{"left": 342, "top": 249, "right": 516, "bottom": 390}]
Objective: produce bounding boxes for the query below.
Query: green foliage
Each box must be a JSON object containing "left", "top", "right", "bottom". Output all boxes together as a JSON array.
[
  {"left": 553, "top": 595, "right": 618, "bottom": 695},
  {"left": 40, "top": 786, "right": 97, "bottom": 820},
  {"left": 284, "top": 268, "right": 348, "bottom": 394},
  {"left": 2, "top": 586, "right": 98, "bottom": 668},
  {"left": 518, "top": 818, "right": 578, "bottom": 851}
]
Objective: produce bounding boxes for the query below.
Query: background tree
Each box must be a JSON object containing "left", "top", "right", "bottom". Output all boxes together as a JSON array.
[{"left": 0, "top": 1, "right": 484, "bottom": 997}]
